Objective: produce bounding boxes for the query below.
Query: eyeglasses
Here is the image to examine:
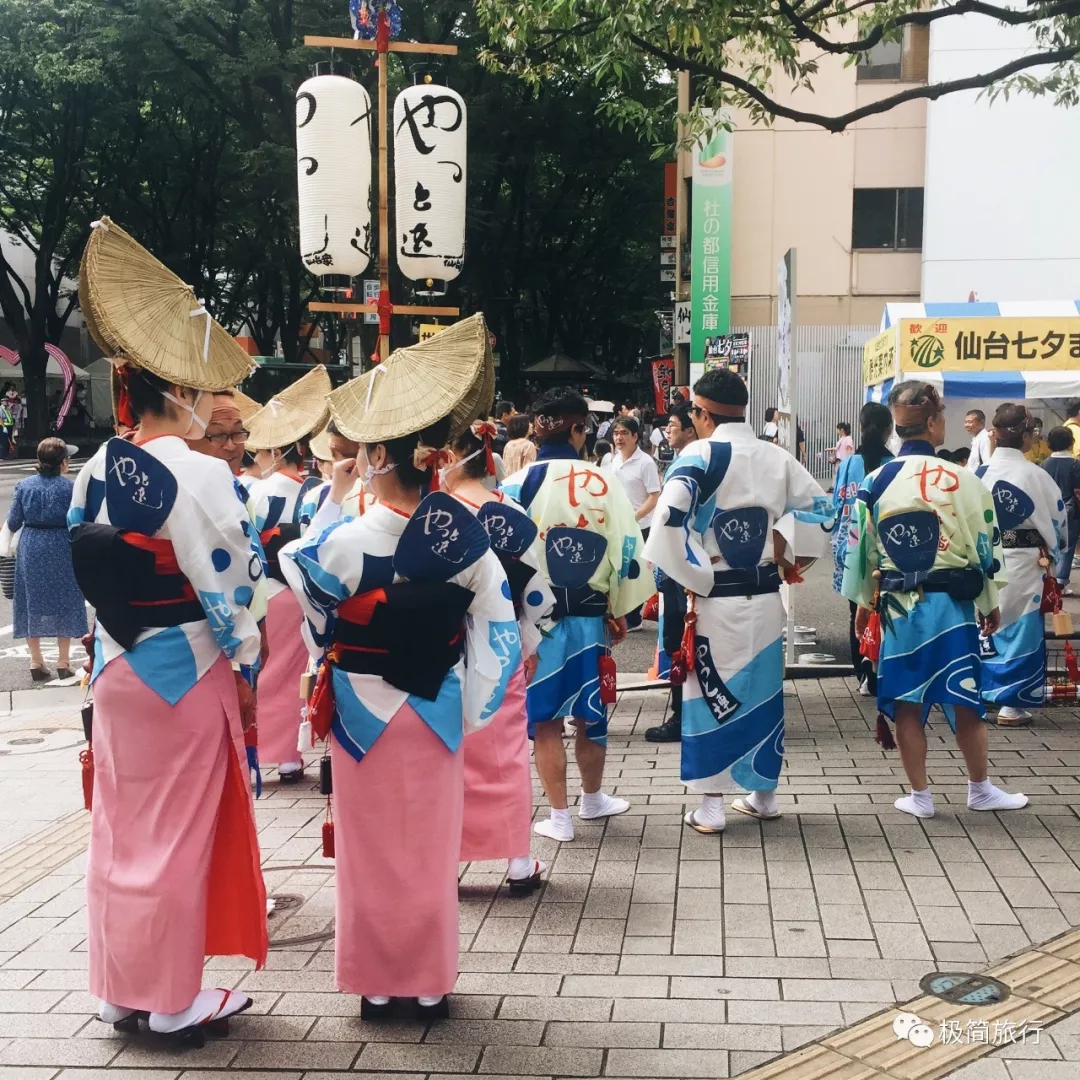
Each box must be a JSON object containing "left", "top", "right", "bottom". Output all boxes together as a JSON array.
[{"left": 206, "top": 429, "right": 250, "bottom": 446}]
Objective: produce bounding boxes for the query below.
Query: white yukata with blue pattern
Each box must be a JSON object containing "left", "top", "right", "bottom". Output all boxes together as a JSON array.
[
  {"left": 68, "top": 436, "right": 264, "bottom": 701},
  {"left": 976, "top": 447, "right": 1065, "bottom": 710},
  {"left": 644, "top": 422, "right": 829, "bottom": 793},
  {"left": 279, "top": 500, "right": 519, "bottom": 763}
]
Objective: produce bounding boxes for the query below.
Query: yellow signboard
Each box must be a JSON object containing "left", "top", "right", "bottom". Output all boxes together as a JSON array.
[
  {"left": 418, "top": 323, "right": 445, "bottom": 343},
  {"left": 863, "top": 326, "right": 897, "bottom": 387},
  {"left": 897, "top": 316, "right": 1080, "bottom": 374}
]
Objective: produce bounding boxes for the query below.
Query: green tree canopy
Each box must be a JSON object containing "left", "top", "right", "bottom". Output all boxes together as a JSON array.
[{"left": 476, "top": 0, "right": 1080, "bottom": 136}]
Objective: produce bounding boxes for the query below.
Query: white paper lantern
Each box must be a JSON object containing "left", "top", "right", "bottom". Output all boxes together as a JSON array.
[
  {"left": 393, "top": 84, "right": 467, "bottom": 283},
  {"left": 296, "top": 74, "right": 372, "bottom": 279}
]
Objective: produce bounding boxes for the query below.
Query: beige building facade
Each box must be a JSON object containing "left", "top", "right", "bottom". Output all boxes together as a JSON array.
[{"left": 677, "top": 33, "right": 930, "bottom": 328}]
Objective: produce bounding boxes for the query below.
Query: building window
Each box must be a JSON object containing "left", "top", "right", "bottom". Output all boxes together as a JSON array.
[
  {"left": 852, "top": 188, "right": 924, "bottom": 250},
  {"left": 856, "top": 25, "right": 929, "bottom": 82}
]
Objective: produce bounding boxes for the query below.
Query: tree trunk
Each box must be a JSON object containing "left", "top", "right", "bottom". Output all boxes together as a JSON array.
[{"left": 18, "top": 336, "right": 50, "bottom": 445}]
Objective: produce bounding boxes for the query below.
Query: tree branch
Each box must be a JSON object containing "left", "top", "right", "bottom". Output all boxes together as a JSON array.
[
  {"left": 776, "top": 0, "right": 1079, "bottom": 56},
  {"left": 628, "top": 32, "right": 1080, "bottom": 132}
]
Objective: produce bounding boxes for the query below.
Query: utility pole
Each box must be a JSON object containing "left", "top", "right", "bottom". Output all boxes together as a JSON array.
[{"left": 305, "top": 14, "right": 460, "bottom": 362}]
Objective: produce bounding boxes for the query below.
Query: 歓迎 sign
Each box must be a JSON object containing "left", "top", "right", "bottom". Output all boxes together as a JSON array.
[
  {"left": 898, "top": 317, "right": 1080, "bottom": 373},
  {"left": 690, "top": 111, "right": 733, "bottom": 364}
]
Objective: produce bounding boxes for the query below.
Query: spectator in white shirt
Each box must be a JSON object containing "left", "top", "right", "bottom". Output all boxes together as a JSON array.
[
  {"left": 610, "top": 416, "right": 661, "bottom": 630},
  {"left": 965, "top": 408, "right": 992, "bottom": 471}
]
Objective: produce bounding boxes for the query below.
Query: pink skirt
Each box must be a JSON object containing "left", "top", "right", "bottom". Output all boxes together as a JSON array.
[
  {"left": 332, "top": 704, "right": 463, "bottom": 998},
  {"left": 87, "top": 654, "right": 266, "bottom": 1014},
  {"left": 461, "top": 666, "right": 532, "bottom": 862},
  {"left": 257, "top": 588, "right": 308, "bottom": 767}
]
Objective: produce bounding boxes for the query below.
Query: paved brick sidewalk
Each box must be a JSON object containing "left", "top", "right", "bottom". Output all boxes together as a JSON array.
[{"left": 0, "top": 680, "right": 1076, "bottom": 1078}]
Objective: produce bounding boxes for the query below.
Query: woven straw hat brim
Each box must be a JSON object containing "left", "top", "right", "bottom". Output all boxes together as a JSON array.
[
  {"left": 80, "top": 217, "right": 254, "bottom": 391},
  {"left": 309, "top": 427, "right": 333, "bottom": 461},
  {"left": 329, "top": 314, "right": 490, "bottom": 443},
  {"left": 245, "top": 365, "right": 332, "bottom": 450},
  {"left": 231, "top": 390, "right": 262, "bottom": 423}
]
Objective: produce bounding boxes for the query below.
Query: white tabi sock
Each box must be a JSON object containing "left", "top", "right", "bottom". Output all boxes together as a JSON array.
[
  {"left": 694, "top": 795, "right": 726, "bottom": 829},
  {"left": 534, "top": 807, "right": 574, "bottom": 842},
  {"left": 967, "top": 778, "right": 1028, "bottom": 812},
  {"left": 279, "top": 761, "right": 304, "bottom": 775},
  {"left": 148, "top": 988, "right": 250, "bottom": 1034},
  {"left": 365, "top": 995, "right": 391, "bottom": 1005},
  {"left": 418, "top": 995, "right": 444, "bottom": 1006},
  {"left": 746, "top": 790, "right": 778, "bottom": 817},
  {"left": 578, "top": 790, "right": 631, "bottom": 820},
  {"left": 895, "top": 787, "right": 935, "bottom": 819},
  {"left": 97, "top": 1001, "right": 136, "bottom": 1024},
  {"left": 508, "top": 855, "right": 545, "bottom": 881}
]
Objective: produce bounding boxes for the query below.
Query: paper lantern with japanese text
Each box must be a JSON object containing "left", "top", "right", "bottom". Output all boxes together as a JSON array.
[
  {"left": 393, "top": 84, "right": 466, "bottom": 284},
  {"left": 296, "top": 75, "right": 372, "bottom": 279}
]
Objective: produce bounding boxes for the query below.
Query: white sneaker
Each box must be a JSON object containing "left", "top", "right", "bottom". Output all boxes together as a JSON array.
[
  {"left": 858, "top": 678, "right": 872, "bottom": 697},
  {"left": 534, "top": 817, "right": 574, "bottom": 842}
]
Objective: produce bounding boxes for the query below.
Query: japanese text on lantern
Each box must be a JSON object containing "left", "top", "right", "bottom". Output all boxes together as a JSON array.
[{"left": 393, "top": 86, "right": 467, "bottom": 282}]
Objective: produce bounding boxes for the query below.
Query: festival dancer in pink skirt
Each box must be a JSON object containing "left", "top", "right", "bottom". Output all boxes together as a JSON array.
[
  {"left": 68, "top": 217, "right": 267, "bottom": 1046},
  {"left": 281, "top": 317, "right": 516, "bottom": 1020},
  {"left": 443, "top": 421, "right": 555, "bottom": 892},
  {"left": 244, "top": 365, "right": 332, "bottom": 781}
]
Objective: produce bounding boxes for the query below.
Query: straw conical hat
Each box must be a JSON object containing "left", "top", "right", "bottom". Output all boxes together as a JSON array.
[
  {"left": 79, "top": 217, "right": 254, "bottom": 391},
  {"left": 245, "top": 365, "right": 332, "bottom": 450},
  {"left": 309, "top": 426, "right": 333, "bottom": 461},
  {"left": 329, "top": 314, "right": 492, "bottom": 443},
  {"left": 232, "top": 389, "right": 262, "bottom": 423}
]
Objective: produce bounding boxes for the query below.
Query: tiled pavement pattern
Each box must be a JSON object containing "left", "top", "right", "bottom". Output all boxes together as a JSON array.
[{"left": 0, "top": 680, "right": 1076, "bottom": 1078}]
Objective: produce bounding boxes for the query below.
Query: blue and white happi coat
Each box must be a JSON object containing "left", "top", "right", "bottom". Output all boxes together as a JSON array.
[
  {"left": 279, "top": 500, "right": 519, "bottom": 763},
  {"left": 68, "top": 436, "right": 264, "bottom": 702},
  {"left": 502, "top": 444, "right": 653, "bottom": 745},
  {"left": 976, "top": 447, "right": 1065, "bottom": 709},
  {"left": 644, "top": 423, "right": 829, "bottom": 792},
  {"left": 246, "top": 471, "right": 304, "bottom": 597},
  {"left": 841, "top": 441, "right": 1004, "bottom": 727}
]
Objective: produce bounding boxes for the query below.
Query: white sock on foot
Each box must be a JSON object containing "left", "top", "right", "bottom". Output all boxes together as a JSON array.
[
  {"left": 968, "top": 779, "right": 1028, "bottom": 811},
  {"left": 578, "top": 790, "right": 631, "bottom": 820},
  {"left": 98, "top": 1002, "right": 135, "bottom": 1024},
  {"left": 534, "top": 807, "right": 574, "bottom": 842},
  {"left": 278, "top": 761, "right": 303, "bottom": 775},
  {"left": 149, "top": 988, "right": 249, "bottom": 1034},
  {"left": 365, "top": 995, "right": 391, "bottom": 1005},
  {"left": 746, "top": 790, "right": 778, "bottom": 817},
  {"left": 895, "top": 788, "right": 935, "bottom": 819},
  {"left": 418, "top": 995, "right": 444, "bottom": 1007},
  {"left": 694, "top": 794, "right": 726, "bottom": 829},
  {"left": 508, "top": 855, "right": 541, "bottom": 880}
]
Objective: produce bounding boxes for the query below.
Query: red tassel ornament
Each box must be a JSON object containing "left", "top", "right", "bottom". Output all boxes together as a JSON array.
[
  {"left": 80, "top": 747, "right": 94, "bottom": 811},
  {"left": 875, "top": 713, "right": 896, "bottom": 751},
  {"left": 1066, "top": 641, "right": 1080, "bottom": 682},
  {"left": 321, "top": 816, "right": 335, "bottom": 858}
]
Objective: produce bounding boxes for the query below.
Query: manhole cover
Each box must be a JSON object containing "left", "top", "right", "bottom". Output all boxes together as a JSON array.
[
  {"left": 7, "top": 737, "right": 44, "bottom": 746},
  {"left": 919, "top": 972, "right": 1011, "bottom": 1005},
  {"left": 267, "top": 893, "right": 304, "bottom": 914}
]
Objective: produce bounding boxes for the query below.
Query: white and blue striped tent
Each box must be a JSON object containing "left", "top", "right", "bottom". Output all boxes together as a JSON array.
[{"left": 866, "top": 301, "right": 1080, "bottom": 404}]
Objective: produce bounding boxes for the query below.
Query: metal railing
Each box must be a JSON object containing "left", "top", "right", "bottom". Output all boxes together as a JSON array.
[{"left": 738, "top": 323, "right": 878, "bottom": 482}]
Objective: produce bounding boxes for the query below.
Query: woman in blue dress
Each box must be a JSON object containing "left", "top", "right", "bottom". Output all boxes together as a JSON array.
[
  {"left": 832, "top": 403, "right": 893, "bottom": 696},
  {"left": 6, "top": 438, "right": 88, "bottom": 680}
]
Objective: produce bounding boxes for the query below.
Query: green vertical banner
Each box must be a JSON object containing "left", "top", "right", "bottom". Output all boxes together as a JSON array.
[{"left": 690, "top": 111, "right": 733, "bottom": 365}]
